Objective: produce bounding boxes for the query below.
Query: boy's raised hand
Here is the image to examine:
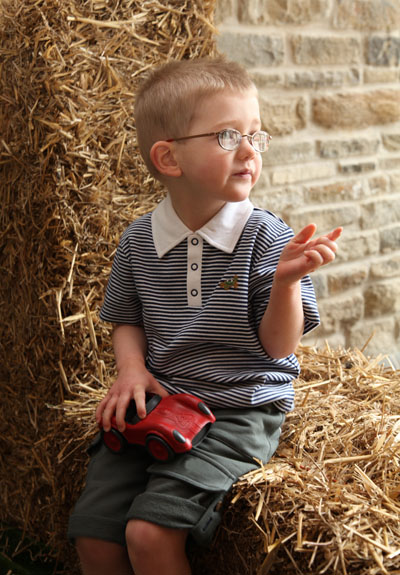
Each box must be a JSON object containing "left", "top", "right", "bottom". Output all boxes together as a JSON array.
[{"left": 275, "top": 224, "right": 342, "bottom": 284}]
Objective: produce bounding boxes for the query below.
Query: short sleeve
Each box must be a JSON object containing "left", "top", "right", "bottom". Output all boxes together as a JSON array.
[
  {"left": 249, "top": 227, "right": 320, "bottom": 335},
  {"left": 99, "top": 231, "right": 143, "bottom": 325}
]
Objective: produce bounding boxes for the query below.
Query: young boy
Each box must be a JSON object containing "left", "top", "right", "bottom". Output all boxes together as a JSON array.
[{"left": 68, "top": 57, "right": 341, "bottom": 575}]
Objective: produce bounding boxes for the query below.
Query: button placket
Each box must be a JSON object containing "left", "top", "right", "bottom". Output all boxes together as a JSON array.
[{"left": 187, "top": 235, "right": 203, "bottom": 307}]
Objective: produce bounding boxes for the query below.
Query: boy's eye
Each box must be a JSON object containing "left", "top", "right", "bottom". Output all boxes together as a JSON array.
[
  {"left": 218, "top": 129, "right": 241, "bottom": 150},
  {"left": 216, "top": 129, "right": 271, "bottom": 152}
]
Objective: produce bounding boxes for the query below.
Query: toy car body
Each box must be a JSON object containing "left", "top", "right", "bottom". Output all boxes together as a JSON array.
[{"left": 100, "top": 393, "right": 216, "bottom": 461}]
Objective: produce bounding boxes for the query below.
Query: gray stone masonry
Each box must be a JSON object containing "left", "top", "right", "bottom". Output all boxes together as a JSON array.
[{"left": 215, "top": 0, "right": 400, "bottom": 357}]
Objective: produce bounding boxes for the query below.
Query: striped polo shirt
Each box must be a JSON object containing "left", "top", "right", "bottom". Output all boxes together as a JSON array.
[{"left": 100, "top": 195, "right": 320, "bottom": 412}]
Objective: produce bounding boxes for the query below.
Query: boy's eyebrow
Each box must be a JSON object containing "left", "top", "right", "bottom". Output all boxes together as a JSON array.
[{"left": 212, "top": 120, "right": 262, "bottom": 131}]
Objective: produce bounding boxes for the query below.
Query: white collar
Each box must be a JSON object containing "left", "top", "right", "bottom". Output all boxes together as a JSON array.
[{"left": 152, "top": 194, "right": 254, "bottom": 258}]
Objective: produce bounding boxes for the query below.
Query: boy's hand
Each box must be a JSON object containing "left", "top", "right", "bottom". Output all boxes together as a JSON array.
[
  {"left": 276, "top": 224, "right": 342, "bottom": 284},
  {"left": 96, "top": 364, "right": 168, "bottom": 433}
]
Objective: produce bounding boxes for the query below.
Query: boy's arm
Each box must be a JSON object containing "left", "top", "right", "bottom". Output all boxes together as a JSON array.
[
  {"left": 258, "top": 224, "right": 342, "bottom": 359},
  {"left": 96, "top": 324, "right": 168, "bottom": 432}
]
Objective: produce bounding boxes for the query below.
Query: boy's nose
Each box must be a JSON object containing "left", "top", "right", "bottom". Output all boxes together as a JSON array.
[{"left": 237, "top": 136, "right": 256, "bottom": 158}]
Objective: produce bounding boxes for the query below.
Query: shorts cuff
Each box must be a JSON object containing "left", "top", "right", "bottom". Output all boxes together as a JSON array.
[
  {"left": 128, "top": 492, "right": 205, "bottom": 530},
  {"left": 67, "top": 514, "right": 126, "bottom": 546}
]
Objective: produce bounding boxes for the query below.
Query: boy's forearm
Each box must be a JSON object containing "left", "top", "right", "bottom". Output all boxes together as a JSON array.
[
  {"left": 112, "top": 324, "right": 148, "bottom": 372},
  {"left": 257, "top": 279, "right": 304, "bottom": 359}
]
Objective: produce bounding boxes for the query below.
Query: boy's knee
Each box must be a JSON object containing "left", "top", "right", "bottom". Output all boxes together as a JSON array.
[
  {"left": 126, "top": 519, "right": 187, "bottom": 556},
  {"left": 126, "top": 519, "right": 159, "bottom": 555}
]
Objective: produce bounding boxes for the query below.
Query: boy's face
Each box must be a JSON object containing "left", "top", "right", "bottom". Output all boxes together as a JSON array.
[{"left": 171, "top": 89, "right": 263, "bottom": 207}]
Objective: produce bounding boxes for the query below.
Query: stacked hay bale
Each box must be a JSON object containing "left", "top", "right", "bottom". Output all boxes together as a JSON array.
[
  {"left": 62, "top": 344, "right": 400, "bottom": 575},
  {"left": 0, "top": 0, "right": 216, "bottom": 570}
]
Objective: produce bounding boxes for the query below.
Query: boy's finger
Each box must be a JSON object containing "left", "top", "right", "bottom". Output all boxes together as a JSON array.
[
  {"left": 115, "top": 395, "right": 131, "bottom": 432},
  {"left": 134, "top": 390, "right": 147, "bottom": 419},
  {"left": 293, "top": 223, "right": 317, "bottom": 245},
  {"left": 327, "top": 227, "right": 343, "bottom": 241},
  {"left": 307, "top": 236, "right": 338, "bottom": 253},
  {"left": 305, "top": 244, "right": 336, "bottom": 264},
  {"left": 95, "top": 397, "right": 106, "bottom": 423},
  {"left": 101, "top": 395, "right": 118, "bottom": 432}
]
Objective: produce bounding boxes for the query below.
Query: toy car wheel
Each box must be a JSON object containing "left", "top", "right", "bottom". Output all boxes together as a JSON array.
[
  {"left": 145, "top": 434, "right": 175, "bottom": 462},
  {"left": 102, "top": 429, "right": 128, "bottom": 454}
]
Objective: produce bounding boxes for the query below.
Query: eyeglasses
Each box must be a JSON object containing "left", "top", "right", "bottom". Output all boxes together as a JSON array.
[{"left": 166, "top": 128, "right": 272, "bottom": 153}]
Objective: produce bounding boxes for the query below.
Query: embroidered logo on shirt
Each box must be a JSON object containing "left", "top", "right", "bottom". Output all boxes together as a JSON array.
[{"left": 219, "top": 275, "right": 239, "bottom": 290}]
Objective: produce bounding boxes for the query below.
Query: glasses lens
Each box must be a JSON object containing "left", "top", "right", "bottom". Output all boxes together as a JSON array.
[
  {"left": 218, "top": 129, "right": 241, "bottom": 151},
  {"left": 252, "top": 131, "right": 270, "bottom": 153}
]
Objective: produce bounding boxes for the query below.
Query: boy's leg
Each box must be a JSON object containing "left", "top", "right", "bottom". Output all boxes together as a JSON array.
[
  {"left": 126, "top": 402, "right": 285, "bottom": 549},
  {"left": 68, "top": 437, "right": 152, "bottom": 572},
  {"left": 126, "top": 520, "right": 190, "bottom": 575},
  {"left": 76, "top": 537, "right": 133, "bottom": 575}
]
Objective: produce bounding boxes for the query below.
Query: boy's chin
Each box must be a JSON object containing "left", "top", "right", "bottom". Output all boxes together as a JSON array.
[{"left": 223, "top": 187, "right": 253, "bottom": 203}]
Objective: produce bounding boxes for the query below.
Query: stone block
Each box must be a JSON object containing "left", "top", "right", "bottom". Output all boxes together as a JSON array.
[
  {"left": 271, "top": 162, "right": 335, "bottom": 185},
  {"left": 318, "top": 136, "right": 380, "bottom": 159},
  {"left": 251, "top": 71, "right": 284, "bottom": 89},
  {"left": 302, "top": 330, "right": 347, "bottom": 350},
  {"left": 391, "top": 172, "right": 400, "bottom": 192},
  {"left": 317, "top": 293, "right": 364, "bottom": 333},
  {"left": 379, "top": 157, "right": 400, "bottom": 171},
  {"left": 309, "top": 271, "right": 328, "bottom": 299},
  {"left": 348, "top": 317, "right": 396, "bottom": 357},
  {"left": 382, "top": 133, "right": 400, "bottom": 152},
  {"left": 251, "top": 183, "right": 304, "bottom": 216},
  {"left": 339, "top": 160, "right": 377, "bottom": 174},
  {"left": 333, "top": 0, "right": 400, "bottom": 31},
  {"left": 285, "top": 68, "right": 360, "bottom": 89},
  {"left": 263, "top": 141, "right": 314, "bottom": 166},
  {"left": 217, "top": 30, "right": 284, "bottom": 68},
  {"left": 291, "top": 34, "right": 361, "bottom": 65},
  {"left": 259, "top": 94, "right": 306, "bottom": 136},
  {"left": 361, "top": 195, "right": 400, "bottom": 229},
  {"left": 326, "top": 263, "right": 369, "bottom": 294},
  {"left": 238, "top": 0, "right": 271, "bottom": 25},
  {"left": 370, "top": 254, "right": 400, "bottom": 279},
  {"left": 364, "top": 280, "right": 400, "bottom": 317},
  {"left": 380, "top": 224, "right": 400, "bottom": 253},
  {"left": 287, "top": 203, "right": 360, "bottom": 233},
  {"left": 367, "top": 35, "right": 400, "bottom": 66},
  {"left": 364, "top": 67, "right": 400, "bottom": 83},
  {"left": 336, "top": 230, "right": 380, "bottom": 262},
  {"left": 214, "top": 0, "right": 236, "bottom": 24},
  {"left": 313, "top": 90, "right": 400, "bottom": 129},
  {"left": 266, "top": 0, "right": 329, "bottom": 24},
  {"left": 368, "top": 175, "right": 390, "bottom": 196},
  {"left": 305, "top": 180, "right": 366, "bottom": 203}
]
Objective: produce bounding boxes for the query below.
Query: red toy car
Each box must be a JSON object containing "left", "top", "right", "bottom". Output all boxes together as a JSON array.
[{"left": 100, "top": 393, "right": 216, "bottom": 462}]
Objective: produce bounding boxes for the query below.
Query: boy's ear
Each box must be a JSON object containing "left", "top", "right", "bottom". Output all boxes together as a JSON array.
[{"left": 150, "top": 141, "right": 182, "bottom": 178}]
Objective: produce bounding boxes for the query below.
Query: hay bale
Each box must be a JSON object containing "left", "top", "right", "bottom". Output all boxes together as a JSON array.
[
  {"left": 189, "top": 345, "right": 400, "bottom": 575},
  {"left": 57, "top": 343, "right": 400, "bottom": 574},
  {"left": 0, "top": 0, "right": 216, "bottom": 569}
]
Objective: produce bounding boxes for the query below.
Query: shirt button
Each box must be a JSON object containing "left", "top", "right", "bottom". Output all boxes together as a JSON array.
[
  {"left": 191, "top": 289, "right": 198, "bottom": 297},
  {"left": 191, "top": 263, "right": 198, "bottom": 271},
  {"left": 191, "top": 238, "right": 199, "bottom": 246}
]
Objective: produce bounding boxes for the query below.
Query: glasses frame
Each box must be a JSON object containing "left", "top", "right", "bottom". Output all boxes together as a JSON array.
[{"left": 166, "top": 128, "right": 272, "bottom": 153}]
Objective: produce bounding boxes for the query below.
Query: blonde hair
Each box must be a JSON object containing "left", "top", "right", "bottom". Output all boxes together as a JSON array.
[{"left": 134, "top": 57, "right": 256, "bottom": 177}]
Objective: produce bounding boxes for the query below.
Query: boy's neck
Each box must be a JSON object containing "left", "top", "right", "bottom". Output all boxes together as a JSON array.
[{"left": 168, "top": 191, "right": 226, "bottom": 232}]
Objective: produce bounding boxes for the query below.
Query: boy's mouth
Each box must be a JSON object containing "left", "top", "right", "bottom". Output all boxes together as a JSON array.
[{"left": 234, "top": 169, "right": 252, "bottom": 177}]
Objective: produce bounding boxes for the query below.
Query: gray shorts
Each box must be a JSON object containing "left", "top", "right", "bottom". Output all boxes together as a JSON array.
[{"left": 67, "top": 403, "right": 284, "bottom": 546}]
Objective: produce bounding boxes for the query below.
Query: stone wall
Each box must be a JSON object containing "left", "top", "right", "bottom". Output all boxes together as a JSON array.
[{"left": 215, "top": 0, "right": 400, "bottom": 358}]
